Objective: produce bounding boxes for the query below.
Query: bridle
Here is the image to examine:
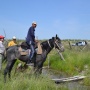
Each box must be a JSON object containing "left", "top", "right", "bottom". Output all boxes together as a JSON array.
[
  {"left": 47, "top": 39, "right": 62, "bottom": 50},
  {"left": 54, "top": 40, "right": 63, "bottom": 51},
  {"left": 46, "top": 38, "right": 65, "bottom": 60}
]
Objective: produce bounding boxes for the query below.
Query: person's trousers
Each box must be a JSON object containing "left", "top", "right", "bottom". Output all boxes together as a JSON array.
[
  {"left": 30, "top": 44, "right": 35, "bottom": 60},
  {"left": 0, "top": 54, "right": 3, "bottom": 70}
]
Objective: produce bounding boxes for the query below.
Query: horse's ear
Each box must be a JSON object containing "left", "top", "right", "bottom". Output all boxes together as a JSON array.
[
  {"left": 56, "top": 34, "right": 58, "bottom": 39},
  {"left": 52, "top": 37, "right": 55, "bottom": 40}
]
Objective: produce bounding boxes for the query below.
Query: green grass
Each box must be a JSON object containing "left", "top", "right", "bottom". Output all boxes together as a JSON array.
[
  {"left": 1, "top": 40, "right": 90, "bottom": 89},
  {"left": 44, "top": 48, "right": 90, "bottom": 76},
  {"left": 44, "top": 42, "right": 90, "bottom": 86},
  {"left": 0, "top": 71, "right": 68, "bottom": 90}
]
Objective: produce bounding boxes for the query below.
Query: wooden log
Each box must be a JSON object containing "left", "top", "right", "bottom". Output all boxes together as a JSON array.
[{"left": 52, "top": 75, "right": 86, "bottom": 84}]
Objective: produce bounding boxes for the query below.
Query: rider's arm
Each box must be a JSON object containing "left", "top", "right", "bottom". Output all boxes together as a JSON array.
[{"left": 29, "top": 27, "right": 35, "bottom": 42}]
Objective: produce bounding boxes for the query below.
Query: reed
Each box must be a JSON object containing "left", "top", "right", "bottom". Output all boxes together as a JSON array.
[{"left": 0, "top": 71, "right": 68, "bottom": 90}]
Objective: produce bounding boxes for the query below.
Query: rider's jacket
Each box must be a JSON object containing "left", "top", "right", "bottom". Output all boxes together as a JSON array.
[{"left": 26, "top": 26, "right": 35, "bottom": 45}]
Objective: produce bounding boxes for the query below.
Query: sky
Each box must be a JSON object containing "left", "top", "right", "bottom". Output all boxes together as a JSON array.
[{"left": 0, "top": 0, "right": 90, "bottom": 40}]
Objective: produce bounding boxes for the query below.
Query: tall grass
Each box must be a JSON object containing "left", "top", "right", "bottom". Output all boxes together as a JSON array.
[
  {"left": 1, "top": 40, "right": 90, "bottom": 89},
  {"left": 0, "top": 72, "right": 68, "bottom": 90},
  {"left": 45, "top": 49, "right": 90, "bottom": 76},
  {"left": 44, "top": 42, "right": 90, "bottom": 86}
]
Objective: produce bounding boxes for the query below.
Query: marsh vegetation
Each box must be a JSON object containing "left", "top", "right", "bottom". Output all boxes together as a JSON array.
[{"left": 0, "top": 40, "right": 90, "bottom": 90}]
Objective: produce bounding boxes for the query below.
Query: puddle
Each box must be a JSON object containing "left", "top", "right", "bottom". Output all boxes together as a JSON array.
[{"left": 42, "top": 68, "right": 90, "bottom": 90}]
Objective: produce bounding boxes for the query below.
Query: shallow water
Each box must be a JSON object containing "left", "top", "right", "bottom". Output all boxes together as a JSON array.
[{"left": 42, "top": 68, "right": 90, "bottom": 90}]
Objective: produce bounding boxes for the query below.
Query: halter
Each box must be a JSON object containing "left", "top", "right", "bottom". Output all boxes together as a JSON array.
[
  {"left": 55, "top": 40, "right": 63, "bottom": 51},
  {"left": 47, "top": 39, "right": 58, "bottom": 49},
  {"left": 47, "top": 39, "right": 63, "bottom": 51}
]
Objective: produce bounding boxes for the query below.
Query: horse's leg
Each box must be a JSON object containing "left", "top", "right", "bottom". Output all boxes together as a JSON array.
[
  {"left": 34, "top": 61, "right": 43, "bottom": 75},
  {"left": 4, "top": 61, "right": 11, "bottom": 82},
  {"left": 4, "top": 60, "right": 16, "bottom": 82},
  {"left": 8, "top": 60, "right": 16, "bottom": 79},
  {"left": 37, "top": 57, "right": 46, "bottom": 74},
  {"left": 38, "top": 62, "right": 43, "bottom": 74}
]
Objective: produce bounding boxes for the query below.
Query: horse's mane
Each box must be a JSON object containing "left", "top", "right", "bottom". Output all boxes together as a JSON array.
[{"left": 41, "top": 38, "right": 54, "bottom": 45}]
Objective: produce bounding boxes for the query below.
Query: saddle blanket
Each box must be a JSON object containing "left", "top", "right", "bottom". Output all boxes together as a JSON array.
[
  {"left": 19, "top": 42, "right": 42, "bottom": 56},
  {"left": 19, "top": 47, "right": 30, "bottom": 55}
]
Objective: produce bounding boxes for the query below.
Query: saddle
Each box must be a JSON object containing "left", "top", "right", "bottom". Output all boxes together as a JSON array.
[
  {"left": 19, "top": 41, "right": 42, "bottom": 56},
  {"left": 20, "top": 42, "right": 30, "bottom": 49}
]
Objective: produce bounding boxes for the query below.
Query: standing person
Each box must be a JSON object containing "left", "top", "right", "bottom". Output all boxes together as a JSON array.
[
  {"left": 0, "top": 35, "right": 5, "bottom": 70},
  {"left": 8, "top": 36, "right": 17, "bottom": 47},
  {"left": 26, "top": 21, "right": 37, "bottom": 65}
]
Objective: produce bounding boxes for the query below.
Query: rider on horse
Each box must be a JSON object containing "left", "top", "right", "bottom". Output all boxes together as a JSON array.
[{"left": 26, "top": 21, "right": 37, "bottom": 65}]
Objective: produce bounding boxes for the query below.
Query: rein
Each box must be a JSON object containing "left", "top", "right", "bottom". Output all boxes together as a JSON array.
[
  {"left": 47, "top": 40, "right": 52, "bottom": 48},
  {"left": 55, "top": 40, "right": 63, "bottom": 51}
]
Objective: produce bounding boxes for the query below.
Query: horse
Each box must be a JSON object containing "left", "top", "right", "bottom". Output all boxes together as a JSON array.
[{"left": 4, "top": 35, "right": 64, "bottom": 82}]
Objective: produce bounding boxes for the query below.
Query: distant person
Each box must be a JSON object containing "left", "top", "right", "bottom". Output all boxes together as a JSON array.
[
  {"left": 26, "top": 21, "right": 37, "bottom": 65},
  {"left": 8, "top": 36, "right": 17, "bottom": 47},
  {"left": 0, "top": 35, "right": 5, "bottom": 70}
]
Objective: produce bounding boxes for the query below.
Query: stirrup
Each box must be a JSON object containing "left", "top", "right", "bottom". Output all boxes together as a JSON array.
[{"left": 26, "top": 62, "right": 34, "bottom": 66}]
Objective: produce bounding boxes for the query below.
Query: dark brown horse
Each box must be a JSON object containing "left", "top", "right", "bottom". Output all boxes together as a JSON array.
[{"left": 4, "top": 35, "right": 64, "bottom": 82}]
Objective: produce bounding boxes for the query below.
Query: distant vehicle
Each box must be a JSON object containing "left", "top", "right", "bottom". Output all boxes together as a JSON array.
[
  {"left": 76, "top": 41, "right": 86, "bottom": 46},
  {"left": 72, "top": 41, "right": 87, "bottom": 46}
]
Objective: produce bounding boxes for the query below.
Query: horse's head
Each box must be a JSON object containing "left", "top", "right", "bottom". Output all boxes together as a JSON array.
[
  {"left": 41, "top": 34, "right": 64, "bottom": 52},
  {"left": 52, "top": 34, "right": 64, "bottom": 52}
]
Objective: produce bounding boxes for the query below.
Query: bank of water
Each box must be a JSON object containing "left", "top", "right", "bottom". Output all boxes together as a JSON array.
[{"left": 42, "top": 68, "right": 90, "bottom": 90}]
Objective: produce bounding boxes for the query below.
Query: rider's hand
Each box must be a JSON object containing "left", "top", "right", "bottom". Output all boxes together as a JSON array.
[{"left": 35, "top": 39, "right": 39, "bottom": 43}]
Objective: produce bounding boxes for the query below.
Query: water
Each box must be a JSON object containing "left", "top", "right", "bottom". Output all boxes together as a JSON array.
[{"left": 42, "top": 68, "right": 90, "bottom": 90}]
